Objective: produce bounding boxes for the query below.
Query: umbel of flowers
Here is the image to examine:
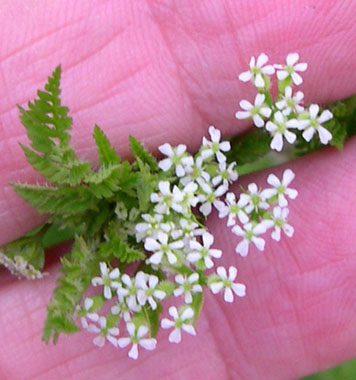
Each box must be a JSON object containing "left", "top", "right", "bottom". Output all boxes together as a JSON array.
[{"left": 77, "top": 53, "right": 332, "bottom": 359}]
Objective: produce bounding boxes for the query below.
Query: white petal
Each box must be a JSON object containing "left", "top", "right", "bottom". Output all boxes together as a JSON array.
[
  {"left": 238, "top": 71, "right": 252, "bottom": 82},
  {"left": 232, "top": 224, "right": 244, "bottom": 237},
  {"left": 235, "top": 239, "right": 249, "bottom": 257},
  {"left": 267, "top": 173, "right": 281, "bottom": 187},
  {"left": 309, "top": 104, "right": 319, "bottom": 119},
  {"left": 210, "top": 281, "right": 224, "bottom": 294},
  {"left": 253, "top": 114, "right": 264, "bottom": 128},
  {"left": 302, "top": 127, "right": 315, "bottom": 142},
  {"left": 236, "top": 111, "right": 252, "bottom": 120},
  {"left": 139, "top": 338, "right": 157, "bottom": 351},
  {"left": 217, "top": 266, "right": 227, "bottom": 279},
  {"left": 277, "top": 70, "right": 288, "bottom": 80},
  {"left": 260, "top": 107, "right": 272, "bottom": 118},
  {"left": 166, "top": 251, "right": 178, "bottom": 264},
  {"left": 228, "top": 266, "right": 237, "bottom": 281},
  {"left": 118, "top": 337, "right": 131, "bottom": 348},
  {"left": 284, "top": 130, "right": 296, "bottom": 144},
  {"left": 261, "top": 65, "right": 275, "bottom": 75},
  {"left": 219, "top": 141, "right": 231, "bottom": 152},
  {"left": 282, "top": 169, "right": 295, "bottom": 186},
  {"left": 200, "top": 202, "right": 212, "bottom": 217},
  {"left": 104, "top": 286, "right": 112, "bottom": 299},
  {"left": 224, "top": 288, "right": 234, "bottom": 303},
  {"left": 148, "top": 251, "right": 164, "bottom": 265},
  {"left": 128, "top": 344, "right": 139, "bottom": 360},
  {"left": 256, "top": 53, "right": 268, "bottom": 67},
  {"left": 109, "top": 268, "right": 120, "bottom": 279},
  {"left": 161, "top": 318, "right": 175, "bottom": 329},
  {"left": 159, "top": 158, "right": 173, "bottom": 171},
  {"left": 182, "top": 324, "right": 196, "bottom": 336},
  {"left": 209, "top": 249, "right": 222, "bottom": 259},
  {"left": 318, "top": 110, "right": 333, "bottom": 124},
  {"left": 251, "top": 236, "right": 265, "bottom": 251},
  {"left": 202, "top": 232, "right": 214, "bottom": 248},
  {"left": 231, "top": 283, "right": 246, "bottom": 297},
  {"left": 271, "top": 227, "right": 281, "bottom": 241},
  {"left": 317, "top": 126, "right": 333, "bottom": 144},
  {"left": 283, "top": 224, "right": 295, "bottom": 237},
  {"left": 271, "top": 133, "right": 283, "bottom": 152},
  {"left": 294, "top": 62, "right": 307, "bottom": 72},
  {"left": 291, "top": 72, "right": 303, "bottom": 85},
  {"left": 240, "top": 99, "right": 253, "bottom": 110},
  {"left": 209, "top": 126, "right": 221, "bottom": 142},
  {"left": 158, "top": 143, "right": 174, "bottom": 156},
  {"left": 181, "top": 307, "right": 194, "bottom": 321},
  {"left": 159, "top": 181, "right": 171, "bottom": 195},
  {"left": 266, "top": 121, "right": 277, "bottom": 132},
  {"left": 255, "top": 93, "right": 265, "bottom": 106},
  {"left": 254, "top": 73, "right": 264, "bottom": 87},
  {"left": 286, "top": 53, "right": 299, "bottom": 66},
  {"left": 169, "top": 329, "right": 182, "bottom": 343},
  {"left": 286, "top": 188, "right": 298, "bottom": 199},
  {"left": 168, "top": 306, "right": 179, "bottom": 319},
  {"left": 187, "top": 253, "right": 202, "bottom": 263}
]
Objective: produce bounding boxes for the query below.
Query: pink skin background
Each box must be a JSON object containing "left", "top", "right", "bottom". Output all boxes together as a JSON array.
[{"left": 0, "top": 1, "right": 356, "bottom": 379}]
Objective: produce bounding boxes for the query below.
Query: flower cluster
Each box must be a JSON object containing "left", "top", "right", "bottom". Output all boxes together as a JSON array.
[
  {"left": 77, "top": 53, "right": 332, "bottom": 360},
  {"left": 236, "top": 52, "right": 333, "bottom": 151}
]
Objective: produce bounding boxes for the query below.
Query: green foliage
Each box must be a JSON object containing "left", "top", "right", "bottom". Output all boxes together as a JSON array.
[
  {"left": 98, "top": 235, "right": 145, "bottom": 262},
  {"left": 93, "top": 125, "right": 121, "bottom": 166},
  {"left": 129, "top": 136, "right": 159, "bottom": 172},
  {"left": 42, "top": 236, "right": 100, "bottom": 344}
]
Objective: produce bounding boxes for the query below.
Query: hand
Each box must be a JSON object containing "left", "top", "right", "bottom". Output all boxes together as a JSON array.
[{"left": 1, "top": 1, "right": 356, "bottom": 379}]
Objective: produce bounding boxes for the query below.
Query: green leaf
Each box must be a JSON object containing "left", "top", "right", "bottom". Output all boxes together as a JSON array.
[
  {"left": 98, "top": 235, "right": 145, "bottom": 263},
  {"left": 191, "top": 292, "right": 204, "bottom": 326},
  {"left": 12, "top": 183, "right": 97, "bottom": 215},
  {"left": 129, "top": 136, "right": 159, "bottom": 172},
  {"left": 93, "top": 125, "right": 120, "bottom": 166},
  {"left": 42, "top": 235, "right": 100, "bottom": 344}
]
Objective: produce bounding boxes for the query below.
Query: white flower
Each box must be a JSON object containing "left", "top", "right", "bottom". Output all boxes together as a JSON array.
[
  {"left": 150, "top": 181, "right": 184, "bottom": 214},
  {"left": 80, "top": 298, "right": 100, "bottom": 329},
  {"left": 235, "top": 93, "right": 272, "bottom": 127},
  {"left": 238, "top": 183, "right": 269, "bottom": 214},
  {"left": 135, "top": 213, "right": 164, "bottom": 242},
  {"left": 298, "top": 104, "right": 333, "bottom": 144},
  {"left": 197, "top": 179, "right": 228, "bottom": 217},
  {"left": 171, "top": 218, "right": 204, "bottom": 241},
  {"left": 87, "top": 316, "right": 119, "bottom": 348},
  {"left": 158, "top": 143, "right": 194, "bottom": 177},
  {"left": 118, "top": 323, "right": 157, "bottom": 359},
  {"left": 201, "top": 126, "right": 231, "bottom": 163},
  {"left": 232, "top": 222, "right": 270, "bottom": 256},
  {"left": 173, "top": 273, "right": 203, "bottom": 303},
  {"left": 181, "top": 181, "right": 199, "bottom": 211},
  {"left": 212, "top": 161, "right": 238, "bottom": 188},
  {"left": 214, "top": 192, "right": 249, "bottom": 226},
  {"left": 276, "top": 86, "right": 304, "bottom": 115},
  {"left": 111, "top": 293, "right": 137, "bottom": 321},
  {"left": 117, "top": 274, "right": 141, "bottom": 311},
  {"left": 161, "top": 306, "right": 196, "bottom": 343},
  {"left": 275, "top": 53, "right": 308, "bottom": 85},
  {"left": 145, "top": 232, "right": 184, "bottom": 265},
  {"left": 209, "top": 266, "right": 246, "bottom": 303},
  {"left": 265, "top": 111, "right": 299, "bottom": 152},
  {"left": 136, "top": 272, "right": 166, "bottom": 310},
  {"left": 180, "top": 156, "right": 210, "bottom": 186},
  {"left": 187, "top": 232, "right": 222, "bottom": 269},
  {"left": 238, "top": 53, "right": 275, "bottom": 88},
  {"left": 269, "top": 207, "right": 294, "bottom": 241},
  {"left": 91, "top": 262, "right": 120, "bottom": 300},
  {"left": 261, "top": 169, "right": 298, "bottom": 207}
]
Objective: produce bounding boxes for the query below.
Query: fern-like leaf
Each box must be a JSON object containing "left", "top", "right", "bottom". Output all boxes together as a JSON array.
[
  {"left": 129, "top": 136, "right": 159, "bottom": 172},
  {"left": 93, "top": 125, "right": 121, "bottom": 166}
]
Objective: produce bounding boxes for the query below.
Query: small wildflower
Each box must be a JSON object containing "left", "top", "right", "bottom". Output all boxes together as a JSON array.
[
  {"left": 265, "top": 111, "right": 299, "bottom": 152},
  {"left": 209, "top": 266, "right": 246, "bottom": 303},
  {"left": 197, "top": 179, "right": 228, "bottom": 217},
  {"left": 276, "top": 86, "right": 304, "bottom": 115},
  {"left": 135, "top": 213, "right": 164, "bottom": 242},
  {"left": 275, "top": 53, "right": 308, "bottom": 85},
  {"left": 187, "top": 232, "right": 222, "bottom": 269},
  {"left": 91, "top": 262, "right": 120, "bottom": 300},
  {"left": 87, "top": 316, "right": 119, "bottom": 348},
  {"left": 150, "top": 181, "right": 184, "bottom": 214},
  {"left": 136, "top": 272, "right": 166, "bottom": 310},
  {"left": 236, "top": 93, "right": 272, "bottom": 127},
  {"left": 158, "top": 143, "right": 194, "bottom": 177},
  {"left": 201, "top": 126, "right": 231, "bottom": 163},
  {"left": 145, "top": 232, "right": 184, "bottom": 265},
  {"left": 238, "top": 183, "right": 269, "bottom": 214},
  {"left": 268, "top": 207, "right": 294, "bottom": 241},
  {"left": 212, "top": 161, "right": 238, "bottom": 188},
  {"left": 238, "top": 53, "right": 275, "bottom": 87},
  {"left": 173, "top": 273, "right": 202, "bottom": 303},
  {"left": 180, "top": 156, "right": 210, "bottom": 186},
  {"left": 262, "top": 169, "right": 298, "bottom": 207},
  {"left": 161, "top": 306, "right": 196, "bottom": 343},
  {"left": 214, "top": 192, "right": 249, "bottom": 226},
  {"left": 118, "top": 323, "right": 157, "bottom": 359},
  {"left": 298, "top": 104, "right": 333, "bottom": 144},
  {"left": 232, "top": 222, "right": 270, "bottom": 256}
]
